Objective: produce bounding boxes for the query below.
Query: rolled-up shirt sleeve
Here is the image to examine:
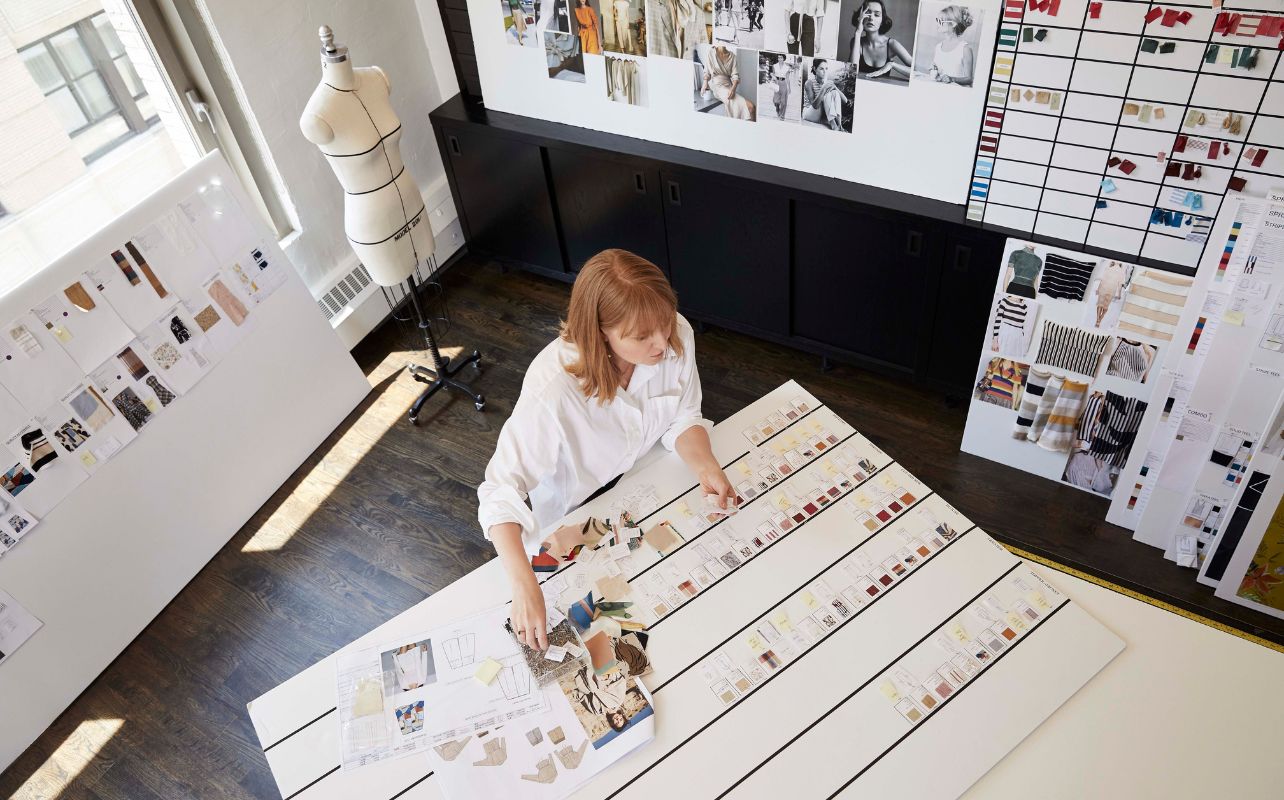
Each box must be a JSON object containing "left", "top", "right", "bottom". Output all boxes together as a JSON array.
[
  {"left": 661, "top": 316, "right": 713, "bottom": 451},
  {"left": 477, "top": 389, "right": 562, "bottom": 555}
]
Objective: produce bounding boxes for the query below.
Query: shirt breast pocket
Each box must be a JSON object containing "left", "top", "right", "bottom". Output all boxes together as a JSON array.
[{"left": 642, "top": 393, "right": 680, "bottom": 448}]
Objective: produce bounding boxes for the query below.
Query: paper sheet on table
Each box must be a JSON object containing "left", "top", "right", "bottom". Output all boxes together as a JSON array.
[
  {"left": 31, "top": 281, "right": 134, "bottom": 372},
  {"left": 128, "top": 208, "right": 221, "bottom": 302},
  {"left": 84, "top": 242, "right": 176, "bottom": 333},
  {"left": 0, "top": 417, "right": 88, "bottom": 519},
  {"left": 132, "top": 305, "right": 219, "bottom": 394},
  {"left": 420, "top": 604, "right": 552, "bottom": 743},
  {"left": 0, "top": 588, "right": 42, "bottom": 665},
  {"left": 87, "top": 350, "right": 179, "bottom": 437},
  {"left": 335, "top": 632, "right": 438, "bottom": 771},
  {"left": 429, "top": 679, "right": 655, "bottom": 800}
]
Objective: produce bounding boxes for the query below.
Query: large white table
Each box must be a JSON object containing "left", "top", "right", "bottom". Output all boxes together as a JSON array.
[{"left": 248, "top": 382, "right": 1284, "bottom": 799}]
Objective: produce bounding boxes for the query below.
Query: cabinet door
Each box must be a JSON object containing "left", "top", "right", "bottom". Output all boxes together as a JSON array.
[
  {"left": 922, "top": 227, "right": 1005, "bottom": 392},
  {"left": 660, "top": 169, "right": 789, "bottom": 335},
  {"left": 792, "top": 200, "right": 933, "bottom": 370},
  {"left": 548, "top": 148, "right": 668, "bottom": 273},
  {"left": 441, "top": 125, "right": 564, "bottom": 272}
]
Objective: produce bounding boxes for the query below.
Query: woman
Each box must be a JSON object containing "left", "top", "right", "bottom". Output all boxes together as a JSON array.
[
  {"left": 852, "top": 0, "right": 911, "bottom": 81},
  {"left": 785, "top": 0, "right": 825, "bottom": 56},
  {"left": 576, "top": 0, "right": 602, "bottom": 53},
  {"left": 802, "top": 59, "right": 848, "bottom": 130},
  {"left": 701, "top": 45, "right": 757, "bottom": 120},
  {"left": 770, "top": 53, "right": 792, "bottom": 119},
  {"left": 926, "top": 5, "right": 974, "bottom": 86},
  {"left": 478, "top": 250, "right": 734, "bottom": 650},
  {"left": 508, "top": 0, "right": 530, "bottom": 44},
  {"left": 611, "top": 0, "right": 633, "bottom": 52}
]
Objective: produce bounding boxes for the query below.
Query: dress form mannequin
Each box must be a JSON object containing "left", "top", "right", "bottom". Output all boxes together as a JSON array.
[{"left": 301, "top": 26, "right": 484, "bottom": 418}]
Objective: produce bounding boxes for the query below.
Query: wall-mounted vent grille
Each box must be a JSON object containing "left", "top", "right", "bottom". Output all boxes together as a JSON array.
[{"left": 316, "top": 263, "right": 374, "bottom": 321}]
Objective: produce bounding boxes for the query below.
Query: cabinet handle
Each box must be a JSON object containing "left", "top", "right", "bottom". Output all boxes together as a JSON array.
[
  {"left": 906, "top": 230, "right": 923, "bottom": 257},
  {"left": 447, "top": 135, "right": 461, "bottom": 156},
  {"left": 634, "top": 171, "right": 646, "bottom": 195},
  {"left": 667, "top": 180, "right": 681, "bottom": 206},
  {"left": 953, "top": 244, "right": 972, "bottom": 273}
]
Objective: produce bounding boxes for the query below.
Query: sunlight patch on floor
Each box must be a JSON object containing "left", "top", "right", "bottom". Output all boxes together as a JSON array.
[{"left": 12, "top": 718, "right": 124, "bottom": 800}]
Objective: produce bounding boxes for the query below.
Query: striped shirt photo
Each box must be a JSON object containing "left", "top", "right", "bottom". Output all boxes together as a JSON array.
[
  {"left": 1034, "top": 320, "right": 1111, "bottom": 377},
  {"left": 1038, "top": 253, "right": 1097, "bottom": 301},
  {"left": 1117, "top": 269, "right": 1195, "bottom": 342}
]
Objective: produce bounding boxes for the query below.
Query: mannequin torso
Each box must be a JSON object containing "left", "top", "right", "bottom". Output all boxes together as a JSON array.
[{"left": 299, "top": 42, "right": 434, "bottom": 287}]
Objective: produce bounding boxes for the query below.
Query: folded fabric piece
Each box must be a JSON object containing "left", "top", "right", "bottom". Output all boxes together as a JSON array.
[
  {"left": 1119, "top": 160, "right": 1137, "bottom": 174},
  {"left": 1253, "top": 148, "right": 1269, "bottom": 167},
  {"left": 1096, "top": 199, "right": 1108, "bottom": 209},
  {"left": 1023, "top": 26, "right": 1033, "bottom": 42},
  {"left": 1161, "top": 8, "right": 1179, "bottom": 26},
  {"left": 1174, "top": 135, "right": 1187, "bottom": 152},
  {"left": 1084, "top": 391, "right": 1148, "bottom": 467},
  {"left": 1035, "top": 28, "right": 1048, "bottom": 41},
  {"left": 1159, "top": 41, "right": 1175, "bottom": 54},
  {"left": 1034, "top": 377, "right": 1090, "bottom": 453},
  {"left": 1034, "top": 320, "right": 1111, "bottom": 376},
  {"left": 1140, "top": 38, "right": 1159, "bottom": 54},
  {"left": 1036, "top": 90, "right": 1051, "bottom": 104},
  {"left": 1101, "top": 178, "right": 1117, "bottom": 194},
  {"left": 1205, "top": 44, "right": 1220, "bottom": 63},
  {"left": 1117, "top": 268, "right": 1194, "bottom": 342},
  {"left": 1013, "top": 368, "right": 1051, "bottom": 440},
  {"left": 1123, "top": 102, "right": 1141, "bottom": 116},
  {"left": 1144, "top": 6, "right": 1162, "bottom": 24},
  {"left": 1108, "top": 156, "right": 1122, "bottom": 168},
  {"left": 1088, "top": 2, "right": 1101, "bottom": 19},
  {"left": 1165, "top": 160, "right": 1181, "bottom": 177},
  {"left": 1139, "top": 104, "right": 1152, "bottom": 123},
  {"left": 1229, "top": 176, "right": 1247, "bottom": 192}
]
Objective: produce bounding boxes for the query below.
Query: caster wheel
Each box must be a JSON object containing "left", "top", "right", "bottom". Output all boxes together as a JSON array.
[
  {"left": 408, "top": 415, "right": 419, "bottom": 426},
  {"left": 475, "top": 399, "right": 486, "bottom": 412}
]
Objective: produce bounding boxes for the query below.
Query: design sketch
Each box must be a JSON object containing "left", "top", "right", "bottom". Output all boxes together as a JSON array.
[{"left": 442, "top": 634, "right": 476, "bottom": 668}]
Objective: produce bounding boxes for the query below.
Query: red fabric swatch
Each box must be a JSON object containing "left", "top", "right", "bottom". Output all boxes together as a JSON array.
[
  {"left": 1088, "top": 2, "right": 1101, "bottom": 19},
  {"left": 1229, "top": 176, "right": 1247, "bottom": 192},
  {"left": 1253, "top": 148, "right": 1269, "bottom": 167},
  {"left": 1145, "top": 6, "right": 1163, "bottom": 23},
  {"left": 1177, "top": 11, "right": 1191, "bottom": 24},
  {"left": 1119, "top": 160, "right": 1137, "bottom": 175},
  {"left": 1161, "top": 8, "right": 1180, "bottom": 27},
  {"left": 1174, "top": 135, "right": 1187, "bottom": 153}
]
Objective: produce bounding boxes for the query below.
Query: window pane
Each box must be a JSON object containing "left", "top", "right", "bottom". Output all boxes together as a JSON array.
[
  {"left": 71, "top": 114, "right": 130, "bottom": 160},
  {"left": 72, "top": 73, "right": 117, "bottom": 120},
  {"left": 114, "top": 55, "right": 145, "bottom": 98},
  {"left": 135, "top": 93, "right": 158, "bottom": 122},
  {"left": 19, "top": 45, "right": 66, "bottom": 93},
  {"left": 92, "top": 13, "right": 127, "bottom": 57},
  {"left": 45, "top": 86, "right": 89, "bottom": 132},
  {"left": 49, "top": 29, "right": 94, "bottom": 77}
]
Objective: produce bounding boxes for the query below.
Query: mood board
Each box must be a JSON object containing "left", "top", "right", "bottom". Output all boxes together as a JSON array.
[
  {"left": 248, "top": 381, "right": 1123, "bottom": 800},
  {"left": 469, "top": 0, "right": 1001, "bottom": 203},
  {"left": 967, "top": 0, "right": 1284, "bottom": 269},
  {"left": 0, "top": 153, "right": 370, "bottom": 771}
]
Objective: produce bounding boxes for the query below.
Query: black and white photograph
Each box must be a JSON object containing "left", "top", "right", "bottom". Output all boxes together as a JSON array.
[
  {"left": 606, "top": 54, "right": 648, "bottom": 105},
  {"left": 603, "top": 0, "right": 647, "bottom": 54},
  {"left": 800, "top": 56, "right": 855, "bottom": 131},
  {"left": 693, "top": 43, "right": 758, "bottom": 121},
  {"left": 501, "top": 0, "right": 540, "bottom": 47},
  {"left": 912, "top": 1, "right": 982, "bottom": 87},
  {"left": 758, "top": 51, "right": 802, "bottom": 124},
  {"left": 765, "top": 0, "right": 842, "bottom": 58},
  {"left": 539, "top": 0, "right": 578, "bottom": 33},
  {"left": 647, "top": 0, "right": 709, "bottom": 59},
  {"left": 840, "top": 0, "right": 918, "bottom": 84},
  {"left": 711, "top": 0, "right": 766, "bottom": 48},
  {"left": 546, "top": 30, "right": 588, "bottom": 82}
]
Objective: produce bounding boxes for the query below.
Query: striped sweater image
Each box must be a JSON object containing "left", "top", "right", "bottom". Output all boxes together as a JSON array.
[
  {"left": 1038, "top": 253, "right": 1097, "bottom": 301},
  {"left": 1033, "top": 320, "right": 1111, "bottom": 377},
  {"left": 1117, "top": 269, "right": 1194, "bottom": 342}
]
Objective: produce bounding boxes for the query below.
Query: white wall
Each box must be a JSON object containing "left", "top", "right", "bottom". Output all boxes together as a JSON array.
[{"left": 199, "top": 0, "right": 454, "bottom": 292}]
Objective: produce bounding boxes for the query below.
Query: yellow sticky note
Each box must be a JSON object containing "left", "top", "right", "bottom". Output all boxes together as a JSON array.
[
  {"left": 144, "top": 398, "right": 159, "bottom": 412},
  {"left": 53, "top": 326, "right": 73, "bottom": 343},
  {"left": 1225, "top": 310, "right": 1246, "bottom": 326},
  {"left": 772, "top": 610, "right": 793, "bottom": 632},
  {"left": 678, "top": 501, "right": 693, "bottom": 518},
  {"left": 746, "top": 633, "right": 766, "bottom": 652},
  {"left": 949, "top": 621, "right": 969, "bottom": 643},
  {"left": 774, "top": 494, "right": 792, "bottom": 511},
  {"left": 737, "top": 462, "right": 751, "bottom": 476},
  {"left": 1006, "top": 612, "right": 1028, "bottom": 632},
  {"left": 801, "top": 591, "right": 819, "bottom": 611},
  {"left": 474, "top": 657, "right": 503, "bottom": 685},
  {"left": 879, "top": 680, "right": 901, "bottom": 701},
  {"left": 823, "top": 461, "right": 838, "bottom": 476},
  {"left": 80, "top": 452, "right": 97, "bottom": 468},
  {"left": 1029, "top": 591, "right": 1051, "bottom": 610}
]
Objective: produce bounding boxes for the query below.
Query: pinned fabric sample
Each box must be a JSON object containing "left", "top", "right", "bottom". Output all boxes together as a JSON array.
[
  {"left": 1117, "top": 269, "right": 1194, "bottom": 342},
  {"left": 1034, "top": 29, "right": 1048, "bottom": 41},
  {"left": 1144, "top": 6, "right": 1162, "bottom": 24},
  {"left": 1229, "top": 176, "right": 1248, "bottom": 192},
  {"left": 1033, "top": 320, "right": 1111, "bottom": 376},
  {"left": 351, "top": 677, "right": 385, "bottom": 718},
  {"left": 1101, "top": 178, "right": 1117, "bottom": 194},
  {"left": 1140, "top": 38, "right": 1159, "bottom": 54},
  {"left": 1096, "top": 199, "right": 1108, "bottom": 209},
  {"left": 1033, "top": 377, "right": 1090, "bottom": 453},
  {"left": 642, "top": 521, "right": 683, "bottom": 554},
  {"left": 1088, "top": 2, "right": 1101, "bottom": 18},
  {"left": 1159, "top": 41, "right": 1175, "bottom": 54},
  {"left": 63, "top": 282, "right": 96, "bottom": 312},
  {"left": 1118, "top": 160, "right": 1137, "bottom": 175}
]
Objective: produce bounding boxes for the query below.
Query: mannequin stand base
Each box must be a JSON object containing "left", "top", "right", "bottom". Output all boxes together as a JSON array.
[{"left": 407, "top": 351, "right": 485, "bottom": 424}]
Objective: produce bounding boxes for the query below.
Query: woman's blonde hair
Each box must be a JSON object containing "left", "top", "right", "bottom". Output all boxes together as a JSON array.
[{"left": 561, "top": 249, "right": 682, "bottom": 404}]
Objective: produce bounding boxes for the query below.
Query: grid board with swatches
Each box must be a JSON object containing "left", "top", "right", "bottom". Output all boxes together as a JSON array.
[
  {"left": 247, "top": 381, "right": 1123, "bottom": 800},
  {"left": 969, "top": 0, "right": 1284, "bottom": 268}
]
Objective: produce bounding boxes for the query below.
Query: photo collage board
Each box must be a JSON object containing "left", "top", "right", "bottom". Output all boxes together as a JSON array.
[
  {"left": 960, "top": 237, "right": 1199, "bottom": 501},
  {"left": 501, "top": 0, "right": 987, "bottom": 125},
  {"left": 0, "top": 183, "right": 289, "bottom": 559},
  {"left": 967, "top": 0, "right": 1284, "bottom": 269}
]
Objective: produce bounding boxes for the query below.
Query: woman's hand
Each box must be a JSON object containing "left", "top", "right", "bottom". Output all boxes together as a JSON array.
[
  {"left": 698, "top": 463, "right": 736, "bottom": 509},
  {"left": 510, "top": 573, "right": 549, "bottom": 650}
]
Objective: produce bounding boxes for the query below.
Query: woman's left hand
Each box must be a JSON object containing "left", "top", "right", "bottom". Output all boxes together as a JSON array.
[{"left": 698, "top": 464, "right": 736, "bottom": 509}]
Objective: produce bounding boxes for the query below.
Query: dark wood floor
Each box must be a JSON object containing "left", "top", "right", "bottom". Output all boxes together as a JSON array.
[{"left": 4, "top": 254, "right": 1282, "bottom": 798}]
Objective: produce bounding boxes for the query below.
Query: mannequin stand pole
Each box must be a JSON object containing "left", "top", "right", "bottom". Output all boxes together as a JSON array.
[{"left": 403, "top": 273, "right": 484, "bottom": 423}]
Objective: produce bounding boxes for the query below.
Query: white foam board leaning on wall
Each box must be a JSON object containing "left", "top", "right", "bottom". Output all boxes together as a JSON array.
[{"left": 0, "top": 152, "right": 371, "bottom": 771}]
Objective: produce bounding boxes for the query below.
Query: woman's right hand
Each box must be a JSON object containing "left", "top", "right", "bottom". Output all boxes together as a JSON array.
[{"left": 510, "top": 573, "right": 549, "bottom": 651}]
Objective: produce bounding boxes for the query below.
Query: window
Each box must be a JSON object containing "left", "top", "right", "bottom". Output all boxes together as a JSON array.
[{"left": 0, "top": 1, "right": 292, "bottom": 292}]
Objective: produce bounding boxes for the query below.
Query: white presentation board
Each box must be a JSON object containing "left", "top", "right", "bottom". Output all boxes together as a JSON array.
[
  {"left": 968, "top": 0, "right": 1284, "bottom": 268},
  {"left": 248, "top": 381, "right": 1122, "bottom": 800},
  {"left": 0, "top": 153, "right": 371, "bottom": 771},
  {"left": 469, "top": 0, "right": 1001, "bottom": 204}
]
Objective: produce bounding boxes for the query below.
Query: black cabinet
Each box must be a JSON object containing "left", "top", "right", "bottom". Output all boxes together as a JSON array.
[
  {"left": 792, "top": 200, "right": 933, "bottom": 371},
  {"left": 547, "top": 148, "right": 668, "bottom": 273},
  {"left": 921, "top": 227, "right": 1004, "bottom": 393},
  {"left": 660, "top": 169, "right": 790, "bottom": 336},
  {"left": 438, "top": 125, "right": 563, "bottom": 273}
]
